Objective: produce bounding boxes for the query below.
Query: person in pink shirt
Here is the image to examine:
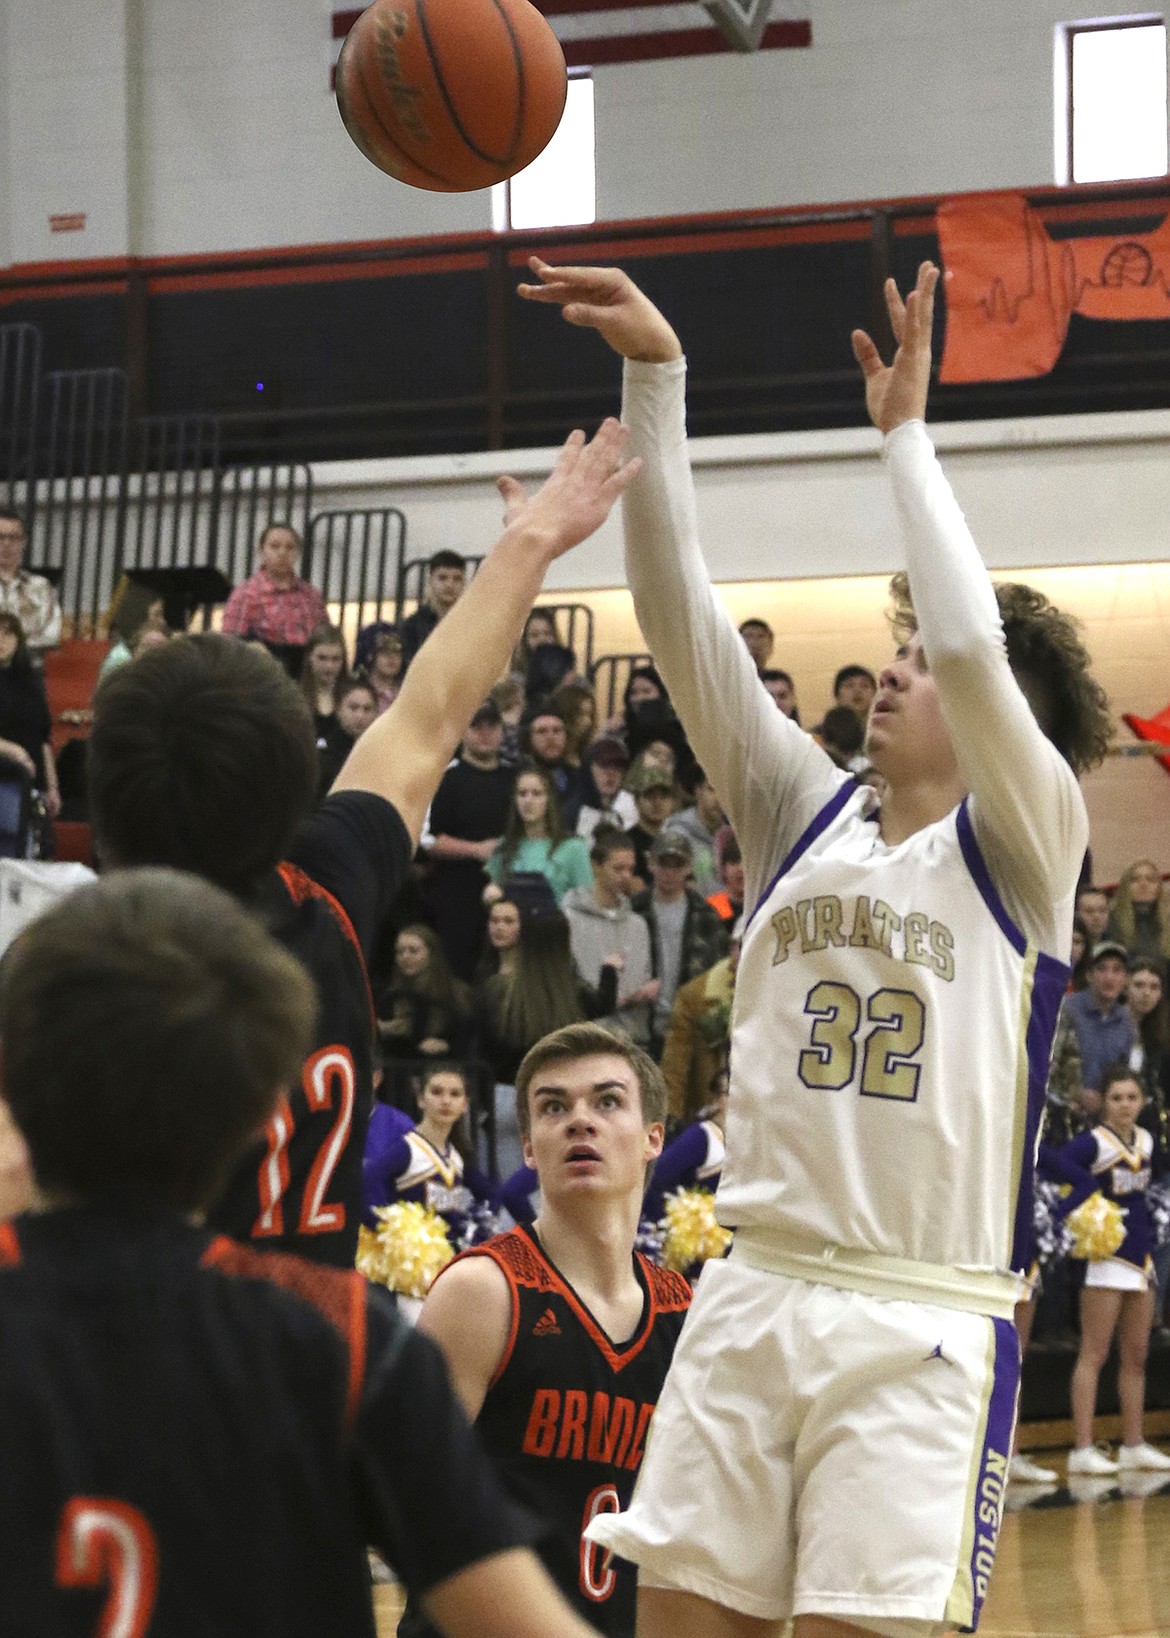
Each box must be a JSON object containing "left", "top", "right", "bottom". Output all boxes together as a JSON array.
[{"left": 221, "top": 523, "right": 327, "bottom": 664}]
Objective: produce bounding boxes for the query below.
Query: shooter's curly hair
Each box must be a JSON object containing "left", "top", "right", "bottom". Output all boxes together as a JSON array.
[{"left": 887, "top": 573, "right": 1112, "bottom": 776}]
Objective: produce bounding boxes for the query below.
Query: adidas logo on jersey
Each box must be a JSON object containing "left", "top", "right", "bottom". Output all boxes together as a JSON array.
[{"left": 532, "top": 1307, "right": 561, "bottom": 1337}]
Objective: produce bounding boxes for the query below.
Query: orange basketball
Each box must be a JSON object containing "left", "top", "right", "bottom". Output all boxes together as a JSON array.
[{"left": 336, "top": 0, "right": 568, "bottom": 193}]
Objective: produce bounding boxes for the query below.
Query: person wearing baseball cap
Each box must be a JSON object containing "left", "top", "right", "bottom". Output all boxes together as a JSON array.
[
  {"left": 624, "top": 760, "right": 677, "bottom": 889},
  {"left": 634, "top": 829, "right": 729, "bottom": 1058},
  {"left": 577, "top": 734, "right": 637, "bottom": 840},
  {"left": 1064, "top": 939, "right": 1136, "bottom": 1112}
]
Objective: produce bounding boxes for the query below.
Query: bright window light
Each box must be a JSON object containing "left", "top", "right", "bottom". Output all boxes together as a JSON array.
[
  {"left": 1069, "top": 21, "right": 1168, "bottom": 183},
  {"left": 492, "top": 76, "right": 596, "bottom": 231}
]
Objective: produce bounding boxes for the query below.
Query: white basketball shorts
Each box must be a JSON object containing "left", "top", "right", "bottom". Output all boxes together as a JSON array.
[
  {"left": 1084, "top": 1257, "right": 1149, "bottom": 1291},
  {"left": 587, "top": 1251, "right": 1020, "bottom": 1637}
]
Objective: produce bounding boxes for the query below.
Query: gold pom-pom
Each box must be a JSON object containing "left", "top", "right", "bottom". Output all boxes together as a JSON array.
[
  {"left": 1066, "top": 1192, "right": 1126, "bottom": 1261},
  {"left": 661, "top": 1187, "right": 732, "bottom": 1273},
  {"left": 356, "top": 1202, "right": 454, "bottom": 1298}
]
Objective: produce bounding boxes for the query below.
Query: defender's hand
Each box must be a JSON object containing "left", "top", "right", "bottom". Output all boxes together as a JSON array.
[
  {"left": 497, "top": 418, "right": 642, "bottom": 561},
  {"left": 518, "top": 258, "right": 683, "bottom": 364}
]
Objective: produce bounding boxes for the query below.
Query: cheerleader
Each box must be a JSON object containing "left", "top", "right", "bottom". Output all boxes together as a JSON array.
[
  {"left": 1060, "top": 1065, "right": 1170, "bottom": 1474},
  {"left": 361, "top": 1063, "right": 497, "bottom": 1245},
  {"left": 643, "top": 1069, "right": 728, "bottom": 1224}
]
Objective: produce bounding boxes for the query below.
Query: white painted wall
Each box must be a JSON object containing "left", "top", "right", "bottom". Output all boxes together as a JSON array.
[
  {"left": 1, "top": 0, "right": 1163, "bottom": 265},
  {"left": 310, "top": 406, "right": 1170, "bottom": 592}
]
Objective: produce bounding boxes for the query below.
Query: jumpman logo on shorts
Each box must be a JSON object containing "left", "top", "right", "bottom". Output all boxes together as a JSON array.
[{"left": 924, "top": 1341, "right": 953, "bottom": 1364}]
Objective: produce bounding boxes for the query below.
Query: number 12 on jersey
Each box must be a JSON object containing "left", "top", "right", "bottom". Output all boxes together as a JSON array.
[{"left": 799, "top": 981, "right": 926, "bottom": 1101}]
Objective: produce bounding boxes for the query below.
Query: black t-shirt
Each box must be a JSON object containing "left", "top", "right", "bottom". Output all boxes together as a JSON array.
[
  {"left": 401, "top": 1224, "right": 691, "bottom": 1638},
  {"left": 207, "top": 791, "right": 410, "bottom": 1268},
  {"left": 0, "top": 664, "right": 50, "bottom": 770},
  {"left": 0, "top": 1208, "right": 537, "bottom": 1637},
  {"left": 429, "top": 759, "right": 514, "bottom": 892}
]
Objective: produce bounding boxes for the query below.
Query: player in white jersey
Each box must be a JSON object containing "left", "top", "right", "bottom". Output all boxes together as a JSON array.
[{"left": 519, "top": 260, "right": 1112, "bottom": 1638}]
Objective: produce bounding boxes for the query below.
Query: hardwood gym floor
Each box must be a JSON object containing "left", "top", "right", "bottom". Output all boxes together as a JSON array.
[{"left": 373, "top": 1452, "right": 1170, "bottom": 1638}]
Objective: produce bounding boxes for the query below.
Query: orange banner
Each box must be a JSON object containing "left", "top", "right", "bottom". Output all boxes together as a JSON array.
[{"left": 938, "top": 191, "right": 1170, "bottom": 383}]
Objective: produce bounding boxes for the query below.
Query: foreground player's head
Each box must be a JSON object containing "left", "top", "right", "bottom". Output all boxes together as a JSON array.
[
  {"left": 0, "top": 869, "right": 313, "bottom": 1215},
  {"left": 89, "top": 634, "right": 318, "bottom": 896},
  {"left": 882, "top": 572, "right": 1112, "bottom": 777},
  {"left": 515, "top": 1024, "right": 666, "bottom": 1192}
]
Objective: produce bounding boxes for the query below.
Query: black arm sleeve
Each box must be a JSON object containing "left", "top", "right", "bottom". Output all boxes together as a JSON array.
[
  {"left": 287, "top": 790, "right": 412, "bottom": 960},
  {"left": 352, "top": 1290, "right": 540, "bottom": 1595}
]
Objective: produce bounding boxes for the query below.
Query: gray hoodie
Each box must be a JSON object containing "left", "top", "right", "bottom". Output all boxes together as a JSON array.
[{"left": 562, "top": 885, "right": 653, "bottom": 1048}]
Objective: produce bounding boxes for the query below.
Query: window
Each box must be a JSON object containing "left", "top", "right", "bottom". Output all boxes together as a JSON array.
[
  {"left": 1060, "top": 18, "right": 1168, "bottom": 183},
  {"left": 492, "top": 74, "right": 596, "bottom": 232}
]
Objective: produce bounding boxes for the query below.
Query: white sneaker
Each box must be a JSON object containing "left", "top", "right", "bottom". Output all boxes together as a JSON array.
[
  {"left": 1009, "top": 1453, "right": 1058, "bottom": 1484},
  {"left": 1067, "top": 1445, "right": 1119, "bottom": 1475},
  {"left": 1117, "top": 1441, "right": 1170, "bottom": 1471}
]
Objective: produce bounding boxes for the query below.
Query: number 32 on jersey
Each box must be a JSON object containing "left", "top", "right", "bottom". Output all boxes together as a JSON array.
[{"left": 799, "top": 981, "right": 926, "bottom": 1102}]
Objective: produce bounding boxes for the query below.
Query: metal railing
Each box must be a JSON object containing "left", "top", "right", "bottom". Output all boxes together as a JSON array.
[
  {"left": 590, "top": 652, "right": 653, "bottom": 721},
  {"left": 0, "top": 323, "right": 41, "bottom": 524},
  {"left": 307, "top": 506, "right": 407, "bottom": 635}
]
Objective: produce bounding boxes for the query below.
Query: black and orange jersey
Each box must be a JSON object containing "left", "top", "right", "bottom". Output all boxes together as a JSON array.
[
  {"left": 404, "top": 1223, "right": 691, "bottom": 1638},
  {"left": 0, "top": 1207, "right": 536, "bottom": 1637},
  {"left": 208, "top": 791, "right": 410, "bottom": 1268}
]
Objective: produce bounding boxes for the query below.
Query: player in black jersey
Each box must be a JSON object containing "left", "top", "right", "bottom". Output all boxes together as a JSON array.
[
  {"left": 0, "top": 869, "right": 616, "bottom": 1638},
  {"left": 407, "top": 1022, "right": 692, "bottom": 1638},
  {"left": 68, "top": 419, "right": 642, "bottom": 1269}
]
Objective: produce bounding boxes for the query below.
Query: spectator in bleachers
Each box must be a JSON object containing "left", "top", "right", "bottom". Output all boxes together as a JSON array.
[
  {"left": 1107, "top": 858, "right": 1170, "bottom": 967},
  {"left": 512, "top": 607, "right": 559, "bottom": 683},
  {"left": 362, "top": 627, "right": 404, "bottom": 715},
  {"left": 220, "top": 522, "right": 326, "bottom": 665},
  {"left": 0, "top": 508, "right": 61, "bottom": 661},
  {"left": 299, "top": 623, "right": 349, "bottom": 739},
  {"left": 1126, "top": 958, "right": 1170, "bottom": 1099},
  {"left": 524, "top": 642, "right": 578, "bottom": 702},
  {"left": 818, "top": 703, "right": 867, "bottom": 772},
  {"left": 659, "top": 923, "right": 741, "bottom": 1125},
  {"left": 664, "top": 766, "right": 724, "bottom": 895},
  {"left": 1076, "top": 883, "right": 1111, "bottom": 945},
  {"left": 489, "top": 676, "right": 524, "bottom": 765},
  {"left": 484, "top": 764, "right": 591, "bottom": 907},
  {"left": 425, "top": 699, "right": 515, "bottom": 982},
  {"left": 562, "top": 827, "right": 656, "bottom": 1049},
  {"left": 0, "top": 612, "right": 60, "bottom": 824},
  {"left": 1065, "top": 939, "right": 1135, "bottom": 1114},
  {"left": 737, "top": 617, "right": 773, "bottom": 672},
  {"left": 760, "top": 667, "right": 799, "bottom": 721},
  {"left": 832, "top": 663, "right": 878, "bottom": 723},
  {"left": 519, "top": 700, "right": 582, "bottom": 826},
  {"left": 633, "top": 830, "right": 729, "bottom": 1059},
  {"left": 576, "top": 734, "right": 637, "bottom": 841},
  {"left": 1070, "top": 914, "right": 1091, "bottom": 990},
  {"left": 618, "top": 665, "right": 667, "bottom": 740},
  {"left": 623, "top": 760, "right": 677, "bottom": 890},
  {"left": 472, "top": 895, "right": 522, "bottom": 984},
  {"left": 552, "top": 678, "right": 597, "bottom": 767},
  {"left": 707, "top": 826, "right": 744, "bottom": 926},
  {"left": 315, "top": 677, "right": 378, "bottom": 801},
  {"left": 376, "top": 924, "right": 472, "bottom": 1110},
  {"left": 98, "top": 584, "right": 168, "bottom": 683},
  {"left": 399, "top": 550, "right": 467, "bottom": 673},
  {"left": 473, "top": 908, "right": 620, "bottom": 1175}
]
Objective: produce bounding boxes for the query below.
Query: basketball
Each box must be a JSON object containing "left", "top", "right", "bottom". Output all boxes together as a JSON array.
[{"left": 336, "top": 0, "right": 568, "bottom": 193}]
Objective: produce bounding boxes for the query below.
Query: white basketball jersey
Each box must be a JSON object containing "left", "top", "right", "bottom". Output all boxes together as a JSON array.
[{"left": 721, "top": 784, "right": 1069, "bottom": 1277}]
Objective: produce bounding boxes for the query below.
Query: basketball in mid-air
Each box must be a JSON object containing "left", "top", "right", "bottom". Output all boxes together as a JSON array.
[{"left": 336, "top": 0, "right": 568, "bottom": 193}]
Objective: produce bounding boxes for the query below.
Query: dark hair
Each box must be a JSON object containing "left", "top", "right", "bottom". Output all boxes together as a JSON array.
[
  {"left": 338, "top": 677, "right": 377, "bottom": 708},
  {"left": 428, "top": 550, "right": 467, "bottom": 573},
  {"left": 1099, "top": 1062, "right": 1144, "bottom": 1101},
  {"left": 1070, "top": 914, "right": 1092, "bottom": 990},
  {"left": 590, "top": 825, "right": 636, "bottom": 866},
  {"left": 394, "top": 923, "right": 469, "bottom": 1014},
  {"left": 108, "top": 581, "right": 164, "bottom": 647},
  {"left": 759, "top": 667, "right": 794, "bottom": 689},
  {"left": 416, "top": 1061, "right": 473, "bottom": 1165},
  {"left": 0, "top": 611, "right": 32, "bottom": 670},
  {"left": 621, "top": 665, "right": 666, "bottom": 711},
  {"left": 515, "top": 1021, "right": 668, "bottom": 1138},
  {"left": 715, "top": 825, "right": 742, "bottom": 869},
  {"left": 0, "top": 507, "right": 24, "bottom": 529},
  {"left": 493, "top": 912, "right": 590, "bottom": 1057},
  {"left": 89, "top": 634, "right": 318, "bottom": 897},
  {"left": 738, "top": 618, "right": 773, "bottom": 639},
  {"left": 834, "top": 664, "right": 876, "bottom": 695},
  {"left": 497, "top": 762, "right": 570, "bottom": 878},
  {"left": 526, "top": 643, "right": 577, "bottom": 702},
  {"left": 888, "top": 574, "right": 1112, "bottom": 776},
  {"left": 0, "top": 868, "right": 314, "bottom": 1212},
  {"left": 820, "top": 704, "right": 865, "bottom": 760},
  {"left": 1127, "top": 958, "right": 1170, "bottom": 1060}
]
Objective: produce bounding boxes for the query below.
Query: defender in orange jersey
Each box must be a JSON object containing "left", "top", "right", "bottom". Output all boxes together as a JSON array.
[{"left": 404, "top": 1023, "right": 691, "bottom": 1638}]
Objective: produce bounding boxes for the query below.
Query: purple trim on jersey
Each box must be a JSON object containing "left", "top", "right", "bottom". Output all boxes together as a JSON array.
[
  {"left": 1010, "top": 953, "right": 1072, "bottom": 1274},
  {"left": 961, "top": 1316, "right": 1019, "bottom": 1632},
  {"left": 954, "top": 800, "right": 1026, "bottom": 957},
  {"left": 744, "top": 778, "right": 856, "bottom": 934}
]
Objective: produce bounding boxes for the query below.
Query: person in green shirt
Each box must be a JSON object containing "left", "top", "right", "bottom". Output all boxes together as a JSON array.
[{"left": 484, "top": 764, "right": 591, "bottom": 907}]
